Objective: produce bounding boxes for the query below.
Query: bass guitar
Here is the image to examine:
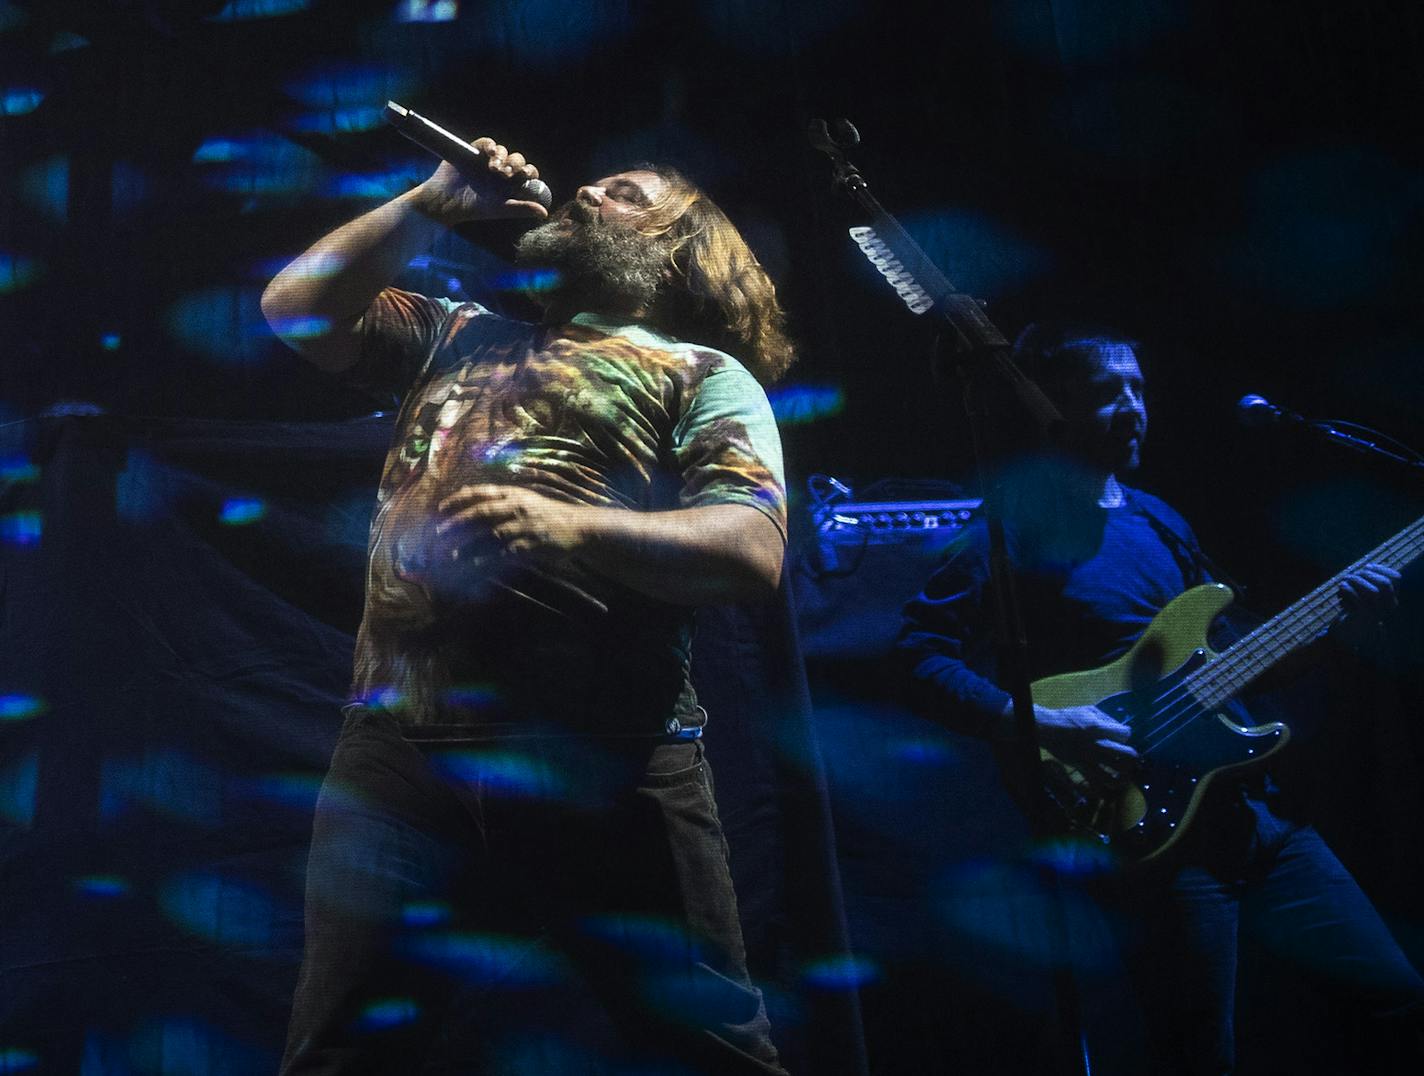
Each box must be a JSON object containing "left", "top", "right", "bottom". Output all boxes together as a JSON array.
[{"left": 1032, "top": 515, "right": 1423, "bottom": 863}]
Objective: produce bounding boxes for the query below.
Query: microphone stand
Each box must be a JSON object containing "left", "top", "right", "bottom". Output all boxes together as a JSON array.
[{"left": 809, "top": 120, "right": 1091, "bottom": 1076}]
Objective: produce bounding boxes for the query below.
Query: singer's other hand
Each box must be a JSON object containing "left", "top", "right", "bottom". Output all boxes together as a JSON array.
[{"left": 414, "top": 139, "right": 548, "bottom": 225}]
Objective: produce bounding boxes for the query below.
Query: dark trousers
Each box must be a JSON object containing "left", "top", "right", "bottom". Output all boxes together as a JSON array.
[
  {"left": 1114, "top": 792, "right": 1424, "bottom": 1075},
  {"left": 281, "top": 706, "right": 786, "bottom": 1074}
]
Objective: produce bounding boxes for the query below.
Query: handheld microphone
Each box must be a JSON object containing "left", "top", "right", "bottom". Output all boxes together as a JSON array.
[{"left": 384, "top": 101, "right": 552, "bottom": 209}]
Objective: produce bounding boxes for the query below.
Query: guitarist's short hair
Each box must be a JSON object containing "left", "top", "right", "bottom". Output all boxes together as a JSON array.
[{"left": 1011, "top": 322, "right": 1141, "bottom": 397}]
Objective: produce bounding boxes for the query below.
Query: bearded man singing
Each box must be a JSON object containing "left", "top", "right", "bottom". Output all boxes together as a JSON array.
[{"left": 261, "top": 138, "right": 793, "bottom": 1074}]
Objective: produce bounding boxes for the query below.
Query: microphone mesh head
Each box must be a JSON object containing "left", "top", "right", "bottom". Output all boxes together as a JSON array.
[{"left": 518, "top": 178, "right": 553, "bottom": 209}]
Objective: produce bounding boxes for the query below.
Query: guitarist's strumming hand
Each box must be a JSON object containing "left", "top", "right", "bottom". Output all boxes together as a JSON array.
[{"left": 1005, "top": 702, "right": 1138, "bottom": 787}]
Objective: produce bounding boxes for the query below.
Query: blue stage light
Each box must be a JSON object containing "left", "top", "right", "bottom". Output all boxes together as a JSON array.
[
  {"left": 767, "top": 383, "right": 845, "bottom": 425},
  {"left": 402, "top": 931, "right": 569, "bottom": 985},
  {"left": 75, "top": 874, "right": 132, "bottom": 898},
  {"left": 401, "top": 900, "right": 452, "bottom": 927},
  {"left": 1, "top": 88, "right": 43, "bottom": 114},
  {"left": 219, "top": 497, "right": 267, "bottom": 525},
  {"left": 396, "top": 0, "right": 459, "bottom": 22},
  {"left": 287, "top": 105, "right": 387, "bottom": 135},
  {"left": 0, "top": 512, "right": 41, "bottom": 547},
  {"left": 0, "top": 695, "right": 45, "bottom": 720},
  {"left": 0, "top": 748, "right": 37, "bottom": 826},
  {"left": 0, "top": 252, "right": 41, "bottom": 293},
  {"left": 892, "top": 209, "right": 1052, "bottom": 300},
  {"left": 0, "top": 1047, "right": 39, "bottom": 1072},
  {"left": 19, "top": 157, "right": 66, "bottom": 222},
  {"left": 282, "top": 61, "right": 414, "bottom": 109},
  {"left": 358, "top": 997, "right": 421, "bottom": 1030},
  {"left": 802, "top": 953, "right": 880, "bottom": 989},
  {"left": 0, "top": 455, "right": 38, "bottom": 483},
  {"left": 160, "top": 871, "right": 281, "bottom": 946},
  {"left": 99, "top": 749, "right": 223, "bottom": 825},
  {"left": 210, "top": 0, "right": 310, "bottom": 21}
]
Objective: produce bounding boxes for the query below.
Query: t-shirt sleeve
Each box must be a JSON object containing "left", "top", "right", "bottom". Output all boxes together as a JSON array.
[
  {"left": 670, "top": 364, "right": 788, "bottom": 540},
  {"left": 345, "top": 287, "right": 462, "bottom": 403}
]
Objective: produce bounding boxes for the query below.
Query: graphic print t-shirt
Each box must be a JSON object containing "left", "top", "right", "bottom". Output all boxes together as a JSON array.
[{"left": 348, "top": 289, "right": 787, "bottom": 728}]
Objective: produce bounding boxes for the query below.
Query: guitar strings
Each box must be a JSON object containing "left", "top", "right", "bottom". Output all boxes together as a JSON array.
[
  {"left": 1123, "top": 519, "right": 1424, "bottom": 754},
  {"left": 1122, "top": 518, "right": 1424, "bottom": 751}
]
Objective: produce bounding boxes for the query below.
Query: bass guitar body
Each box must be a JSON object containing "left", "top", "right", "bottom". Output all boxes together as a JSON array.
[{"left": 1031, "top": 583, "right": 1289, "bottom": 865}]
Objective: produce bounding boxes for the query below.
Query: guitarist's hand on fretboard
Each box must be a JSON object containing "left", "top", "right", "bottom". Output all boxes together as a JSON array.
[{"left": 1329, "top": 562, "right": 1401, "bottom": 649}]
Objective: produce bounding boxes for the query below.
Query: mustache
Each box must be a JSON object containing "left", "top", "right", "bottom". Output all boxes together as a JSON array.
[{"left": 552, "top": 200, "right": 598, "bottom": 225}]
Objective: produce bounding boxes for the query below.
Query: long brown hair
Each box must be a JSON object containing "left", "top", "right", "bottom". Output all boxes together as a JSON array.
[{"left": 632, "top": 166, "right": 796, "bottom": 384}]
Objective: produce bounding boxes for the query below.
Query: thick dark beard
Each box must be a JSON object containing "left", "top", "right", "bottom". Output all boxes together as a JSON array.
[{"left": 514, "top": 209, "right": 670, "bottom": 318}]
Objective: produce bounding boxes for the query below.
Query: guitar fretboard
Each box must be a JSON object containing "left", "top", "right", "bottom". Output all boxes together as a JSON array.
[{"left": 1185, "top": 514, "right": 1424, "bottom": 707}]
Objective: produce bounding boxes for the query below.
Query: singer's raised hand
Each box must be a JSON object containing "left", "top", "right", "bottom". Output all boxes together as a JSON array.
[{"left": 413, "top": 139, "right": 548, "bottom": 225}]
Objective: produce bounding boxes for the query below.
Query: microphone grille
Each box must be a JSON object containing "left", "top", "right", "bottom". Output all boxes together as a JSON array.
[{"left": 518, "top": 178, "right": 553, "bottom": 210}]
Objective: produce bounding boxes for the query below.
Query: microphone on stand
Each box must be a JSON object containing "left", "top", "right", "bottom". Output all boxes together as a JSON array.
[
  {"left": 1236, "top": 393, "right": 1304, "bottom": 428},
  {"left": 384, "top": 101, "right": 553, "bottom": 209}
]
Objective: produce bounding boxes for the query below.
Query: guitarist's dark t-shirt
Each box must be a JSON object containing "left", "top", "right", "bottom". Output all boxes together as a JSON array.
[{"left": 897, "top": 484, "right": 1208, "bottom": 739}]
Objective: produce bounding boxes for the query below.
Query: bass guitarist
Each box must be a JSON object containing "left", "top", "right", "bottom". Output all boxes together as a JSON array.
[{"left": 896, "top": 323, "right": 1423, "bottom": 1073}]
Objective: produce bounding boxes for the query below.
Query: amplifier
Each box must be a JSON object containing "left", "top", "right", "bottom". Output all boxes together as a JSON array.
[{"left": 795, "top": 477, "right": 982, "bottom": 659}]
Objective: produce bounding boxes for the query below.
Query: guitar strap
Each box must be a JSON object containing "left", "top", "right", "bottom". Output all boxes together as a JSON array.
[{"left": 1124, "top": 488, "right": 1245, "bottom": 598}]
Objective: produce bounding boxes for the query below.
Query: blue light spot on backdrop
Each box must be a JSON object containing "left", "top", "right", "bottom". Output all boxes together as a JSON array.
[
  {"left": 483, "top": 0, "right": 636, "bottom": 67},
  {"left": 245, "top": 772, "right": 324, "bottom": 812},
  {"left": 75, "top": 874, "right": 132, "bottom": 899},
  {"left": 283, "top": 61, "right": 414, "bottom": 110},
  {"left": 49, "top": 30, "right": 89, "bottom": 53},
  {"left": 0, "top": 1047, "right": 38, "bottom": 1072},
  {"left": 2, "top": 88, "right": 43, "bottom": 114},
  {"left": 396, "top": 0, "right": 459, "bottom": 21},
  {"left": 287, "top": 105, "right": 386, "bottom": 135},
  {"left": 166, "top": 286, "right": 270, "bottom": 363},
  {"left": 192, "top": 132, "right": 323, "bottom": 197},
  {"left": 768, "top": 383, "right": 845, "bottom": 426},
  {"left": 220, "top": 497, "right": 267, "bottom": 525},
  {"left": 100, "top": 332, "right": 121, "bottom": 351},
  {"left": 325, "top": 166, "right": 428, "bottom": 200},
  {"left": 0, "top": 695, "right": 45, "bottom": 721},
  {"left": 429, "top": 750, "right": 561, "bottom": 800},
  {"left": 211, "top": 0, "right": 310, "bottom": 20},
  {"left": 0, "top": 455, "right": 38, "bottom": 483},
  {"left": 580, "top": 914, "right": 689, "bottom": 960},
  {"left": 160, "top": 871, "right": 281, "bottom": 946},
  {"left": 0, "top": 2, "right": 30, "bottom": 33},
  {"left": 402, "top": 901, "right": 451, "bottom": 927},
  {"left": 0, "top": 748, "right": 38, "bottom": 826},
  {"left": 20, "top": 156, "right": 67, "bottom": 222},
  {"left": 403, "top": 931, "right": 568, "bottom": 986},
  {"left": 0, "top": 252, "right": 42, "bottom": 293},
  {"left": 125, "top": 1017, "right": 272, "bottom": 1075},
  {"left": 116, "top": 450, "right": 169, "bottom": 525},
  {"left": 100, "top": 749, "right": 223, "bottom": 826},
  {"left": 0, "top": 512, "right": 42, "bottom": 547},
  {"left": 802, "top": 953, "right": 880, "bottom": 989},
  {"left": 358, "top": 997, "right": 421, "bottom": 1030},
  {"left": 894, "top": 209, "right": 1052, "bottom": 300}
]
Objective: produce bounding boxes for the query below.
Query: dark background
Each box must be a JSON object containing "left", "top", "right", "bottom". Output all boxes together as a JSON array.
[{"left": 3, "top": 1, "right": 1423, "bottom": 1073}]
